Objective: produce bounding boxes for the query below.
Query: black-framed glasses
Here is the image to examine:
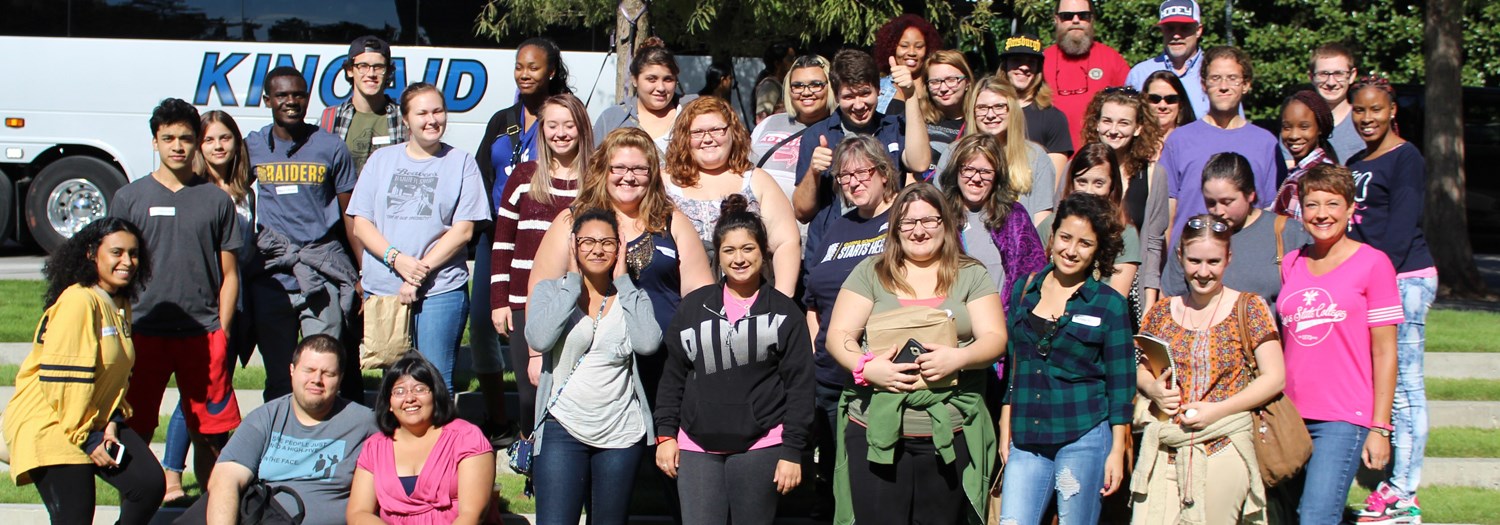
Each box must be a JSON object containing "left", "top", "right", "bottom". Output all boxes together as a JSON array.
[
  {"left": 926, "top": 75, "right": 968, "bottom": 89},
  {"left": 608, "top": 164, "right": 650, "bottom": 177},
  {"left": 897, "top": 215, "right": 943, "bottom": 232},
  {"left": 1186, "top": 217, "right": 1230, "bottom": 233},
  {"left": 974, "top": 103, "right": 1010, "bottom": 116},
  {"left": 1056, "top": 11, "right": 1093, "bottom": 21},
  {"left": 959, "top": 165, "right": 996, "bottom": 182},
  {"left": 1146, "top": 93, "right": 1182, "bottom": 104},
  {"left": 575, "top": 236, "right": 621, "bottom": 253},
  {"left": 689, "top": 126, "right": 729, "bottom": 140},
  {"left": 1313, "top": 70, "right": 1353, "bottom": 83},
  {"left": 790, "top": 80, "right": 827, "bottom": 94},
  {"left": 836, "top": 166, "right": 879, "bottom": 185},
  {"left": 351, "top": 62, "right": 389, "bottom": 74}
]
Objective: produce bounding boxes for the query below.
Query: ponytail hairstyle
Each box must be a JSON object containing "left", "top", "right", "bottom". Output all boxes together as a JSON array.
[
  {"left": 517, "top": 37, "right": 572, "bottom": 96},
  {"left": 1200, "top": 152, "right": 1258, "bottom": 208},
  {"left": 631, "top": 36, "right": 679, "bottom": 77},
  {"left": 713, "top": 193, "right": 768, "bottom": 261}
]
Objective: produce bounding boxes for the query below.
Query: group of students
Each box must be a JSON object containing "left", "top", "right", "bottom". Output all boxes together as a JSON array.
[{"left": 2, "top": 0, "right": 1437, "bottom": 523}]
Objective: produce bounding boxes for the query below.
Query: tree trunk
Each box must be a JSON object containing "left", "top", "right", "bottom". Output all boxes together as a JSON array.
[
  {"left": 615, "top": 0, "right": 649, "bottom": 103},
  {"left": 1422, "top": 0, "right": 1488, "bottom": 299}
]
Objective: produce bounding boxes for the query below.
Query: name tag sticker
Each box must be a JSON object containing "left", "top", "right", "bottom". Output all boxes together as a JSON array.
[
  {"left": 101, "top": 326, "right": 118, "bottom": 337},
  {"left": 372, "top": 135, "right": 393, "bottom": 146},
  {"left": 276, "top": 185, "right": 299, "bottom": 195},
  {"left": 656, "top": 246, "right": 677, "bottom": 258},
  {"left": 887, "top": 142, "right": 900, "bottom": 152},
  {"left": 1074, "top": 315, "right": 1102, "bottom": 327},
  {"left": 148, "top": 206, "right": 176, "bottom": 217}
]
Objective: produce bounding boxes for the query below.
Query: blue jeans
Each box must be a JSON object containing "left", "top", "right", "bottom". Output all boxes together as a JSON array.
[
  {"left": 412, "top": 288, "right": 469, "bottom": 391},
  {"left": 1298, "top": 419, "right": 1367, "bottom": 523},
  {"left": 162, "top": 403, "right": 190, "bottom": 472},
  {"left": 533, "top": 420, "right": 644, "bottom": 525},
  {"left": 999, "top": 422, "right": 1111, "bottom": 525},
  {"left": 1389, "top": 275, "right": 1435, "bottom": 499}
]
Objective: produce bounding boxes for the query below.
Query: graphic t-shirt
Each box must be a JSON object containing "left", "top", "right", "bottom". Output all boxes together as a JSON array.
[
  {"left": 218, "top": 396, "right": 378, "bottom": 525},
  {"left": 803, "top": 208, "right": 889, "bottom": 387},
  {"left": 344, "top": 110, "right": 390, "bottom": 175},
  {"left": 246, "top": 123, "right": 358, "bottom": 288},
  {"left": 109, "top": 176, "right": 241, "bottom": 335},
  {"left": 1160, "top": 120, "right": 1284, "bottom": 254},
  {"left": 749, "top": 114, "right": 809, "bottom": 201},
  {"left": 1277, "top": 244, "right": 1402, "bottom": 427},
  {"left": 1347, "top": 142, "right": 1435, "bottom": 274},
  {"left": 347, "top": 143, "right": 491, "bottom": 296}
]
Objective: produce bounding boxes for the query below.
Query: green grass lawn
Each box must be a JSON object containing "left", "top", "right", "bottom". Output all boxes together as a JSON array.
[
  {"left": 0, "top": 281, "right": 46, "bottom": 342},
  {"left": 1348, "top": 485, "right": 1500, "bottom": 524},
  {"left": 1429, "top": 378, "right": 1500, "bottom": 401},
  {"left": 1427, "top": 309, "right": 1500, "bottom": 353},
  {"left": 1427, "top": 427, "right": 1500, "bottom": 458}
]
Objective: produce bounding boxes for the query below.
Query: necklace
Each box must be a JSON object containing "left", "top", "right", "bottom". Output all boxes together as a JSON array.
[{"left": 1183, "top": 292, "right": 1225, "bottom": 332}]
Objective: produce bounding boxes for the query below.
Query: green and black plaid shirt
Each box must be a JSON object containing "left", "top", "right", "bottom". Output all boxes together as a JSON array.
[{"left": 1003, "top": 265, "right": 1136, "bottom": 446}]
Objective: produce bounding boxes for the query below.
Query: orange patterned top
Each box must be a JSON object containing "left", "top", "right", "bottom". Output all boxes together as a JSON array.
[{"left": 1139, "top": 292, "right": 1278, "bottom": 455}]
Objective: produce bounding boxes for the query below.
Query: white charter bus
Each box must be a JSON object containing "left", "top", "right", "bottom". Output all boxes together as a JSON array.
[{"left": 1, "top": 0, "right": 751, "bottom": 252}]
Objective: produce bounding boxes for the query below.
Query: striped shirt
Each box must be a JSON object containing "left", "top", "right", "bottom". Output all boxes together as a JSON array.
[{"left": 489, "top": 161, "right": 579, "bottom": 310}]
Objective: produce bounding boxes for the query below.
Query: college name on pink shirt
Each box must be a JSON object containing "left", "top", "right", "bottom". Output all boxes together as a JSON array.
[{"left": 1277, "top": 244, "right": 1403, "bottom": 428}]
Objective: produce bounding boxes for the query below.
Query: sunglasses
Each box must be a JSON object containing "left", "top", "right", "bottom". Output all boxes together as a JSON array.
[
  {"left": 1102, "top": 86, "right": 1139, "bottom": 96},
  {"left": 1056, "top": 11, "right": 1093, "bottom": 21},
  {"left": 1186, "top": 217, "right": 1230, "bottom": 233},
  {"left": 1146, "top": 93, "right": 1182, "bottom": 104}
]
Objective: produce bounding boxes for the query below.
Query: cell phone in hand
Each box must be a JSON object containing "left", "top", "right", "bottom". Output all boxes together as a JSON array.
[
  {"left": 893, "top": 338, "right": 925, "bottom": 365},
  {"left": 106, "top": 442, "right": 124, "bottom": 464}
]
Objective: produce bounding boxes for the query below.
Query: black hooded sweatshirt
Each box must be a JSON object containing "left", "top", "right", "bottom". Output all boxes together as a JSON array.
[{"left": 654, "top": 281, "right": 816, "bottom": 462}]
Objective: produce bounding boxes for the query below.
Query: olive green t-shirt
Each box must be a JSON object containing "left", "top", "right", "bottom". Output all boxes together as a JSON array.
[
  {"left": 842, "top": 257, "right": 998, "bottom": 435},
  {"left": 345, "top": 110, "right": 389, "bottom": 175}
]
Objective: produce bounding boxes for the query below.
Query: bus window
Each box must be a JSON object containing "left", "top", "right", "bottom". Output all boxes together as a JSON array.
[{"left": 245, "top": 0, "right": 402, "bottom": 43}]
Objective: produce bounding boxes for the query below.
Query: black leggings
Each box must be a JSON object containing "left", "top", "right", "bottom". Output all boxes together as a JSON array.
[
  {"left": 845, "top": 422, "right": 971, "bottom": 525},
  {"left": 31, "top": 427, "right": 165, "bottom": 525}
]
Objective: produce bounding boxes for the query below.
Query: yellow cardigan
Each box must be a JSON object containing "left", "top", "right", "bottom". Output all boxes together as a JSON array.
[{"left": 3, "top": 284, "right": 135, "bottom": 485}]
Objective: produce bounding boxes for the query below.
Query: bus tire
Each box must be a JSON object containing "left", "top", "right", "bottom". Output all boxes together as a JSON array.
[
  {"left": 24, "top": 156, "right": 125, "bottom": 253},
  {"left": 0, "top": 174, "right": 13, "bottom": 245}
]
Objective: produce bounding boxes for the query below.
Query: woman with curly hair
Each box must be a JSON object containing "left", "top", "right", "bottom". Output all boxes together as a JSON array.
[
  {"left": 1081, "top": 86, "right": 1167, "bottom": 317},
  {"left": 4, "top": 217, "right": 165, "bottom": 525},
  {"left": 663, "top": 96, "right": 801, "bottom": 295},
  {"left": 998, "top": 192, "right": 1134, "bottom": 525},
  {"left": 872, "top": 14, "right": 941, "bottom": 114}
]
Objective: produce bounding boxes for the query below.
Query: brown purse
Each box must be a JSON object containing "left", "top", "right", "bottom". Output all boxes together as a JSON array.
[{"left": 1233, "top": 292, "right": 1312, "bottom": 487}]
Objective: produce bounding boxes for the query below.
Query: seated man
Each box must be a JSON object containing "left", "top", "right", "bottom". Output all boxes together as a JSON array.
[{"left": 177, "top": 335, "right": 377, "bottom": 525}]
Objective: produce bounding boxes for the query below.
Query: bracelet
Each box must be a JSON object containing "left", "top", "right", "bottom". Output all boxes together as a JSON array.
[
  {"left": 852, "top": 352, "right": 878, "bottom": 387},
  {"left": 383, "top": 247, "right": 400, "bottom": 267},
  {"left": 656, "top": 436, "right": 676, "bottom": 445}
]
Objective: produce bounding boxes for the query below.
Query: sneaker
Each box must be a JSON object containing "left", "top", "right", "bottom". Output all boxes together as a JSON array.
[{"left": 1354, "top": 483, "right": 1422, "bottom": 524}]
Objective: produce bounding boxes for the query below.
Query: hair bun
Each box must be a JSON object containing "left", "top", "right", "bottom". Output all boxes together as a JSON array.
[
  {"left": 720, "top": 193, "right": 750, "bottom": 217},
  {"left": 638, "top": 36, "right": 666, "bottom": 53}
]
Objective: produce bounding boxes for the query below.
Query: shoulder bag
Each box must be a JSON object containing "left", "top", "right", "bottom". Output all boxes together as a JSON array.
[{"left": 1233, "top": 292, "right": 1312, "bottom": 487}]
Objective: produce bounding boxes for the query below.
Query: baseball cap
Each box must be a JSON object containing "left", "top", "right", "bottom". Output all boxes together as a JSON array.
[
  {"left": 1157, "top": 0, "right": 1201, "bottom": 25},
  {"left": 348, "top": 35, "right": 392, "bottom": 63},
  {"left": 999, "top": 33, "right": 1045, "bottom": 59}
]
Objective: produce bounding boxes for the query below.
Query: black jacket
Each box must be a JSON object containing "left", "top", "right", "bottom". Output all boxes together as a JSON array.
[{"left": 655, "top": 281, "right": 816, "bottom": 462}]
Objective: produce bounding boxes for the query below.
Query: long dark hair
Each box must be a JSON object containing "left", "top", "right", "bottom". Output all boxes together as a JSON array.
[
  {"left": 518, "top": 37, "right": 572, "bottom": 96},
  {"left": 1142, "top": 70, "right": 1197, "bottom": 127},
  {"left": 43, "top": 217, "right": 152, "bottom": 307},
  {"left": 374, "top": 353, "right": 457, "bottom": 436}
]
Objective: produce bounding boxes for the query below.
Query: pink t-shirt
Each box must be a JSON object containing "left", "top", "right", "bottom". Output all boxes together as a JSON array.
[
  {"left": 355, "top": 418, "right": 493, "bottom": 524},
  {"left": 1277, "top": 244, "right": 1403, "bottom": 427},
  {"left": 722, "top": 287, "right": 759, "bottom": 324}
]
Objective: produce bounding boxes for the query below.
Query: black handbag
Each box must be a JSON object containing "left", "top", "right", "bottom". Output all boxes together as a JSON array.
[{"left": 239, "top": 482, "right": 305, "bottom": 525}]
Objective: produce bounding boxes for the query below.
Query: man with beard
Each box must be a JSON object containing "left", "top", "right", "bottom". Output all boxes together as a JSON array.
[
  {"left": 1043, "top": 0, "right": 1128, "bottom": 146},
  {"left": 1126, "top": 0, "right": 1212, "bottom": 119}
]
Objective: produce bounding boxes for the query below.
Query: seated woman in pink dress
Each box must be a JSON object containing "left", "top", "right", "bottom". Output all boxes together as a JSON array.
[{"left": 348, "top": 354, "right": 497, "bottom": 524}]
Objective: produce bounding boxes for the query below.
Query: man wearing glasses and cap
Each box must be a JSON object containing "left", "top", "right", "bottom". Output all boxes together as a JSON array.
[
  {"left": 318, "top": 35, "right": 409, "bottom": 176},
  {"left": 1042, "top": 0, "right": 1128, "bottom": 147},
  {"left": 1126, "top": 0, "right": 1212, "bottom": 119}
]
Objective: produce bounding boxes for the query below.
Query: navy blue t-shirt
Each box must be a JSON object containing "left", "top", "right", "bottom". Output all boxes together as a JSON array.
[
  {"left": 246, "top": 124, "right": 357, "bottom": 290},
  {"left": 1347, "top": 142, "right": 1434, "bottom": 273},
  {"left": 802, "top": 208, "right": 890, "bottom": 388}
]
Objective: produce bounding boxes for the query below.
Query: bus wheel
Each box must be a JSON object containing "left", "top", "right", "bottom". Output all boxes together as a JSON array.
[
  {"left": 0, "top": 174, "right": 13, "bottom": 245},
  {"left": 24, "top": 157, "right": 124, "bottom": 253}
]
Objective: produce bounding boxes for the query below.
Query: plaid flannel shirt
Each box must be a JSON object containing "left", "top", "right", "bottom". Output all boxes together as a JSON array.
[
  {"left": 1003, "top": 264, "right": 1136, "bottom": 446},
  {"left": 318, "top": 95, "right": 408, "bottom": 147}
]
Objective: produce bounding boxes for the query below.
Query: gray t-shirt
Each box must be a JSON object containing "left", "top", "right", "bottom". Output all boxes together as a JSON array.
[
  {"left": 934, "top": 140, "right": 1055, "bottom": 216},
  {"left": 247, "top": 124, "right": 357, "bottom": 245},
  {"left": 347, "top": 143, "right": 491, "bottom": 297},
  {"left": 749, "top": 114, "right": 808, "bottom": 202},
  {"left": 962, "top": 207, "right": 1006, "bottom": 291},
  {"left": 1161, "top": 211, "right": 1311, "bottom": 307},
  {"left": 1329, "top": 114, "right": 1366, "bottom": 165},
  {"left": 109, "top": 176, "right": 241, "bottom": 335},
  {"left": 218, "top": 396, "right": 377, "bottom": 525}
]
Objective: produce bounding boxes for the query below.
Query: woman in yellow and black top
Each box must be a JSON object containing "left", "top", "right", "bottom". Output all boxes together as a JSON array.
[{"left": 3, "top": 217, "right": 165, "bottom": 525}]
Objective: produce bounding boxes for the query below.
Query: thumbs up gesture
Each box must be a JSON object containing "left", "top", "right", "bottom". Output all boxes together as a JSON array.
[
  {"left": 809, "top": 135, "right": 833, "bottom": 175},
  {"left": 890, "top": 56, "right": 916, "bottom": 98}
]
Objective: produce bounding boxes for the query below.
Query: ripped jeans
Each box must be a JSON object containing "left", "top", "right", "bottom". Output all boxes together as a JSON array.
[{"left": 999, "top": 422, "right": 1111, "bottom": 525}]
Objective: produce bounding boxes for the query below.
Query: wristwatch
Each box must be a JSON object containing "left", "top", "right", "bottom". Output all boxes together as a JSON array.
[{"left": 1371, "top": 422, "right": 1394, "bottom": 437}]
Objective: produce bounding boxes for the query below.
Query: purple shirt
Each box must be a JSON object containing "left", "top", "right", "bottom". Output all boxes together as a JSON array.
[{"left": 1160, "top": 120, "right": 1285, "bottom": 253}]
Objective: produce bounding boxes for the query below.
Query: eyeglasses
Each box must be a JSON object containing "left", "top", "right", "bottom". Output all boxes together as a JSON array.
[
  {"left": 1313, "top": 70, "right": 1352, "bottom": 83},
  {"left": 974, "top": 103, "right": 1009, "bottom": 116},
  {"left": 689, "top": 125, "right": 730, "bottom": 140},
  {"left": 898, "top": 215, "right": 943, "bottom": 232},
  {"left": 790, "top": 80, "right": 827, "bottom": 94},
  {"left": 608, "top": 164, "right": 650, "bottom": 177},
  {"left": 351, "top": 62, "right": 389, "bottom": 74},
  {"left": 575, "top": 236, "right": 621, "bottom": 253},
  {"left": 1056, "top": 11, "right": 1093, "bottom": 22},
  {"left": 1146, "top": 93, "right": 1182, "bottom": 104},
  {"left": 1053, "top": 63, "right": 1091, "bottom": 97},
  {"left": 391, "top": 384, "right": 432, "bottom": 397},
  {"left": 926, "top": 75, "right": 968, "bottom": 89},
  {"left": 836, "top": 166, "right": 879, "bottom": 185},
  {"left": 1206, "top": 75, "right": 1245, "bottom": 87},
  {"left": 959, "top": 165, "right": 996, "bottom": 182},
  {"left": 1186, "top": 217, "right": 1230, "bottom": 233}
]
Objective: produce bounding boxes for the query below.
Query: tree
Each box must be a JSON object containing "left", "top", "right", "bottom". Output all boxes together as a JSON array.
[{"left": 1423, "top": 0, "right": 1488, "bottom": 298}]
